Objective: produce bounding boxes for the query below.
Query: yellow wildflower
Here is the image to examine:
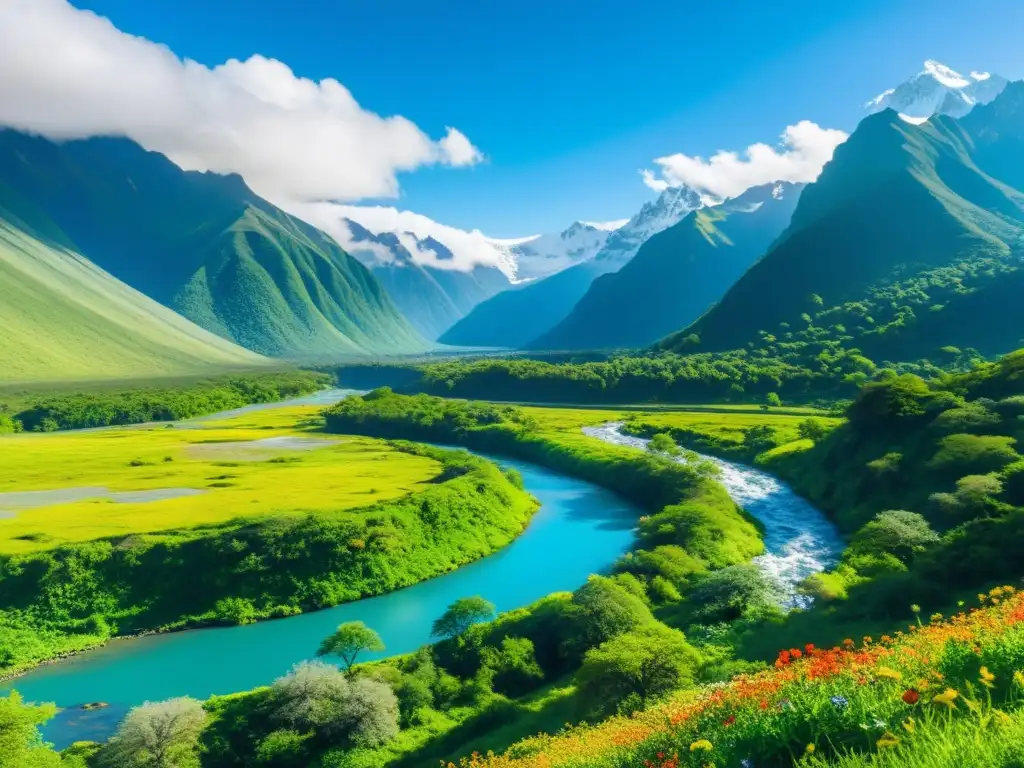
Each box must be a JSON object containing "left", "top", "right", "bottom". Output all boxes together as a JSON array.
[
  {"left": 980, "top": 666, "right": 996, "bottom": 689},
  {"left": 930, "top": 613, "right": 943, "bottom": 622},
  {"left": 875, "top": 666, "right": 902, "bottom": 681},
  {"left": 1013, "top": 670, "right": 1024, "bottom": 690},
  {"left": 902, "top": 717, "right": 916, "bottom": 734},
  {"left": 910, "top": 604, "right": 921, "bottom": 614},
  {"left": 877, "top": 732, "right": 900, "bottom": 749},
  {"left": 932, "top": 688, "right": 959, "bottom": 709},
  {"left": 805, "top": 744, "right": 816, "bottom": 755},
  {"left": 690, "top": 740, "right": 713, "bottom": 752}
]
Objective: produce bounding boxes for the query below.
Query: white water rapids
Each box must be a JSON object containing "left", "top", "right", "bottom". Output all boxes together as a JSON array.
[{"left": 583, "top": 422, "right": 844, "bottom": 608}]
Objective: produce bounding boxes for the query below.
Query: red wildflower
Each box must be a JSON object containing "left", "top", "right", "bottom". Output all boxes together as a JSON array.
[
  {"left": 902, "top": 688, "right": 921, "bottom": 705},
  {"left": 791, "top": 648, "right": 803, "bottom": 659},
  {"left": 723, "top": 715, "right": 736, "bottom": 727}
]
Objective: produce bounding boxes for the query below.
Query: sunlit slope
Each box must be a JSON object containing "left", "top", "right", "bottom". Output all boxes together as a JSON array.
[
  {"left": 0, "top": 212, "right": 267, "bottom": 382},
  {"left": 0, "top": 130, "right": 426, "bottom": 359}
]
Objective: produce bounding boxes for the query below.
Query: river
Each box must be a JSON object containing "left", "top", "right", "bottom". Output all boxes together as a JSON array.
[{"left": 3, "top": 394, "right": 841, "bottom": 749}]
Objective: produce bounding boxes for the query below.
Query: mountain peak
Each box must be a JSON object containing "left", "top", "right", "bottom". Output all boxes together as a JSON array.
[{"left": 867, "top": 60, "right": 1008, "bottom": 119}]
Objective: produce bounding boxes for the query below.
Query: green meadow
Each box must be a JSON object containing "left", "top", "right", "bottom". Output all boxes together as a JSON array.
[{"left": 0, "top": 405, "right": 440, "bottom": 555}]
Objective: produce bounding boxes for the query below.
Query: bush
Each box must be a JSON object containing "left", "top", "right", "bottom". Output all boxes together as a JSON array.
[
  {"left": 687, "top": 564, "right": 784, "bottom": 623},
  {"left": 482, "top": 637, "right": 545, "bottom": 697},
  {"left": 569, "top": 576, "right": 653, "bottom": 650},
  {"left": 214, "top": 597, "right": 257, "bottom": 626},
  {"left": 849, "top": 510, "right": 939, "bottom": 564},
  {"left": 929, "top": 433, "right": 1019, "bottom": 475},
  {"left": 797, "top": 418, "right": 829, "bottom": 441}
]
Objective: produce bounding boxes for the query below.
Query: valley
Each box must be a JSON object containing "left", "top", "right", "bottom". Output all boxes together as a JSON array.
[{"left": 2, "top": 12, "right": 1024, "bottom": 768}]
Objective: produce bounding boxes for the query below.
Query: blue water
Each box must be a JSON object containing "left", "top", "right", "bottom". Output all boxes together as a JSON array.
[{"left": 5, "top": 451, "right": 639, "bottom": 748}]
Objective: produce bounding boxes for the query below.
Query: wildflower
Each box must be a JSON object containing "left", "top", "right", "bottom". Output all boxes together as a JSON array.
[
  {"left": 804, "top": 744, "right": 816, "bottom": 755},
  {"left": 875, "top": 666, "right": 902, "bottom": 681},
  {"left": 723, "top": 715, "right": 736, "bottom": 727},
  {"left": 902, "top": 688, "right": 921, "bottom": 705},
  {"left": 877, "top": 732, "right": 900, "bottom": 749},
  {"left": 830, "top": 695, "right": 849, "bottom": 711},
  {"left": 658, "top": 753, "right": 665, "bottom": 760},
  {"left": 930, "top": 613, "right": 943, "bottom": 622},
  {"left": 863, "top": 636, "right": 873, "bottom": 645},
  {"left": 980, "top": 666, "right": 996, "bottom": 689},
  {"left": 910, "top": 604, "right": 921, "bottom": 614},
  {"left": 1013, "top": 670, "right": 1024, "bottom": 690},
  {"left": 932, "top": 688, "right": 959, "bottom": 709},
  {"left": 902, "top": 717, "right": 916, "bottom": 734},
  {"left": 843, "top": 638, "right": 855, "bottom": 649},
  {"left": 690, "top": 740, "right": 713, "bottom": 752}
]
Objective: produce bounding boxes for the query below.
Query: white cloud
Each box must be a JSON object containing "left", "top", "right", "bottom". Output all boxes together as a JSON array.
[
  {"left": 0, "top": 0, "right": 481, "bottom": 203},
  {"left": 641, "top": 121, "right": 848, "bottom": 200},
  {"left": 284, "top": 202, "right": 517, "bottom": 276}
]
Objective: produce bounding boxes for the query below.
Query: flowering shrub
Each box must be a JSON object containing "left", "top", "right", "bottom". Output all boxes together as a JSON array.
[{"left": 452, "top": 587, "right": 1024, "bottom": 768}]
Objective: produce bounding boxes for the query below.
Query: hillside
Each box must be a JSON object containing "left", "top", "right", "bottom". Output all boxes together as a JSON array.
[
  {"left": 0, "top": 186, "right": 267, "bottom": 382},
  {"left": 532, "top": 183, "right": 802, "bottom": 351},
  {"left": 344, "top": 220, "right": 511, "bottom": 340},
  {"left": 0, "top": 130, "right": 425, "bottom": 359},
  {"left": 438, "top": 259, "right": 613, "bottom": 348},
  {"left": 662, "top": 90, "right": 1024, "bottom": 361}
]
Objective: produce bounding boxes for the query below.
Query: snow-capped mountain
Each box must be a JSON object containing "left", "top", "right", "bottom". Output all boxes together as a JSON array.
[
  {"left": 592, "top": 184, "right": 704, "bottom": 264},
  {"left": 489, "top": 220, "right": 625, "bottom": 282},
  {"left": 866, "top": 60, "right": 1008, "bottom": 119}
]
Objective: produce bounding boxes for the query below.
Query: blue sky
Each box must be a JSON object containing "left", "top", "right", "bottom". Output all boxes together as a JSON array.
[{"left": 66, "top": 0, "right": 1024, "bottom": 235}]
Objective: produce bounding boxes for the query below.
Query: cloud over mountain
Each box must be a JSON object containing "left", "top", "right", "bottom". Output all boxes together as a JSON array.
[
  {"left": 0, "top": 0, "right": 481, "bottom": 204},
  {"left": 641, "top": 121, "right": 847, "bottom": 199}
]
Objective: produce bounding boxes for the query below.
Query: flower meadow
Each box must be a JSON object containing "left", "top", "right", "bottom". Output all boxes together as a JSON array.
[{"left": 453, "top": 587, "right": 1024, "bottom": 768}]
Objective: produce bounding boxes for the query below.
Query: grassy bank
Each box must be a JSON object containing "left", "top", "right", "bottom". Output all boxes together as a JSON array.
[{"left": 0, "top": 406, "right": 537, "bottom": 676}]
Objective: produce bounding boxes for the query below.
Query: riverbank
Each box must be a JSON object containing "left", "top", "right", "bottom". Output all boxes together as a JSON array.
[{"left": 0, "top": 406, "right": 537, "bottom": 677}]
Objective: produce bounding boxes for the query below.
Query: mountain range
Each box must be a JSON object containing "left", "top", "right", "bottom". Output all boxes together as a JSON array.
[
  {"left": 532, "top": 182, "right": 803, "bottom": 351},
  {"left": 439, "top": 185, "right": 704, "bottom": 348},
  {"left": 663, "top": 81, "right": 1024, "bottom": 360},
  {"left": 341, "top": 220, "right": 511, "bottom": 341},
  {"left": 490, "top": 220, "right": 622, "bottom": 282},
  {"left": 0, "top": 131, "right": 425, "bottom": 363}
]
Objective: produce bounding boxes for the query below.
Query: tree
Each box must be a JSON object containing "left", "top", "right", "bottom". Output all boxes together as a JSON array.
[
  {"left": 577, "top": 625, "right": 700, "bottom": 715},
  {"left": 102, "top": 697, "right": 206, "bottom": 768},
  {"left": 797, "top": 417, "right": 828, "bottom": 442},
  {"left": 647, "top": 432, "right": 681, "bottom": 457},
  {"left": 0, "top": 692, "right": 62, "bottom": 768},
  {"left": 431, "top": 596, "right": 495, "bottom": 640},
  {"left": 765, "top": 392, "right": 782, "bottom": 408},
  {"left": 270, "top": 661, "right": 398, "bottom": 746},
  {"left": 317, "top": 621, "right": 385, "bottom": 675},
  {"left": 570, "top": 576, "right": 652, "bottom": 649}
]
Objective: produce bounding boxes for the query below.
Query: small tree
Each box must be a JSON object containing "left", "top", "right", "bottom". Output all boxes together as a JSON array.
[
  {"left": 850, "top": 510, "right": 939, "bottom": 564},
  {"left": 647, "top": 432, "right": 680, "bottom": 457},
  {"left": 765, "top": 392, "right": 782, "bottom": 409},
  {"left": 797, "top": 417, "right": 828, "bottom": 442},
  {"left": 0, "top": 691, "right": 61, "bottom": 768},
  {"left": 577, "top": 624, "right": 700, "bottom": 715},
  {"left": 431, "top": 596, "right": 495, "bottom": 640},
  {"left": 102, "top": 697, "right": 207, "bottom": 768},
  {"left": 317, "top": 621, "right": 385, "bottom": 675}
]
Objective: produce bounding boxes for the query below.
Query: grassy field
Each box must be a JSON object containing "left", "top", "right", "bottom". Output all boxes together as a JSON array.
[{"left": 0, "top": 405, "right": 440, "bottom": 554}]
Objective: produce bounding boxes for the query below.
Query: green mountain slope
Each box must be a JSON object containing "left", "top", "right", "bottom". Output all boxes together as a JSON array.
[
  {"left": 438, "top": 260, "right": 612, "bottom": 349},
  {"left": 662, "top": 92, "right": 1024, "bottom": 360},
  {"left": 531, "top": 183, "right": 801, "bottom": 351},
  {"left": 345, "top": 222, "right": 511, "bottom": 340},
  {"left": 0, "top": 131, "right": 425, "bottom": 358},
  {"left": 0, "top": 190, "right": 267, "bottom": 382}
]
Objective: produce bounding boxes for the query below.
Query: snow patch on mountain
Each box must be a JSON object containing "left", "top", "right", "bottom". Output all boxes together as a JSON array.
[
  {"left": 867, "top": 60, "right": 1008, "bottom": 119},
  {"left": 592, "top": 184, "right": 705, "bottom": 265},
  {"left": 487, "top": 220, "right": 626, "bottom": 282}
]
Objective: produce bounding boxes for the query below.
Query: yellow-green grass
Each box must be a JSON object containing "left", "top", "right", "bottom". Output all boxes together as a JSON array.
[
  {"left": 0, "top": 405, "right": 440, "bottom": 554},
  {"left": 488, "top": 404, "right": 840, "bottom": 456},
  {"left": 627, "top": 409, "right": 842, "bottom": 449}
]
